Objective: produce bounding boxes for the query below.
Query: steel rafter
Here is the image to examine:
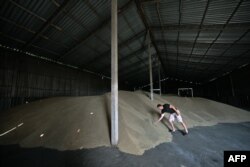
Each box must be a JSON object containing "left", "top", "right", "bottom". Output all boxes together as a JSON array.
[
  {"left": 56, "top": 0, "right": 134, "bottom": 61},
  {"left": 182, "top": 0, "right": 210, "bottom": 76},
  {"left": 186, "top": 0, "right": 244, "bottom": 79},
  {"left": 22, "top": 0, "right": 71, "bottom": 49},
  {"left": 135, "top": 0, "right": 167, "bottom": 74}
]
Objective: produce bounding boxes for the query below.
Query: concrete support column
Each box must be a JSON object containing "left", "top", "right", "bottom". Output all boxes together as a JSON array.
[
  {"left": 148, "top": 31, "right": 153, "bottom": 100},
  {"left": 111, "top": 0, "right": 118, "bottom": 146},
  {"left": 158, "top": 60, "right": 161, "bottom": 96}
]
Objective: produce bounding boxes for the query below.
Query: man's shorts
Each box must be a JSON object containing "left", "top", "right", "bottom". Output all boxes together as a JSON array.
[{"left": 169, "top": 112, "right": 183, "bottom": 123}]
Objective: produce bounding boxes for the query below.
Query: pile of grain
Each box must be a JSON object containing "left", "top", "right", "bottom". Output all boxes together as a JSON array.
[{"left": 0, "top": 91, "right": 249, "bottom": 155}]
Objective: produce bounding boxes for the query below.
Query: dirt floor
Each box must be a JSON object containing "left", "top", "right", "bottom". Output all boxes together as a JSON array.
[
  {"left": 0, "top": 91, "right": 250, "bottom": 166},
  {"left": 1, "top": 122, "right": 250, "bottom": 167}
]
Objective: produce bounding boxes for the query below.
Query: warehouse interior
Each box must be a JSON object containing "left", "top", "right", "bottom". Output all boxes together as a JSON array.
[{"left": 0, "top": 0, "right": 250, "bottom": 167}]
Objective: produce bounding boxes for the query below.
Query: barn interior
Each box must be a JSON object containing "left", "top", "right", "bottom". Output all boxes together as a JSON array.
[{"left": 0, "top": 0, "right": 250, "bottom": 166}]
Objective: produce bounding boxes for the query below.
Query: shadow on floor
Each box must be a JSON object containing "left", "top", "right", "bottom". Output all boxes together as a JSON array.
[{"left": 1, "top": 122, "right": 250, "bottom": 167}]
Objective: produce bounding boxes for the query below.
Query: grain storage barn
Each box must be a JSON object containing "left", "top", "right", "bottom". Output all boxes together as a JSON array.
[{"left": 0, "top": 0, "right": 250, "bottom": 166}]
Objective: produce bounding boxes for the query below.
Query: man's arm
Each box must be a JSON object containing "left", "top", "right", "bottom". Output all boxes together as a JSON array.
[
  {"left": 155, "top": 113, "right": 165, "bottom": 123},
  {"left": 170, "top": 105, "right": 180, "bottom": 115}
]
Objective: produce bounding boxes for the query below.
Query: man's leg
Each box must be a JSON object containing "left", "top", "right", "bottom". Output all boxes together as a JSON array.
[
  {"left": 169, "top": 114, "right": 176, "bottom": 132},
  {"left": 176, "top": 115, "right": 188, "bottom": 134},
  {"left": 181, "top": 122, "right": 188, "bottom": 134},
  {"left": 169, "top": 121, "right": 176, "bottom": 132}
]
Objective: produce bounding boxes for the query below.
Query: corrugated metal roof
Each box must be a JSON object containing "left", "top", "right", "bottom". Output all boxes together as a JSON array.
[
  {"left": 19, "top": 0, "right": 58, "bottom": 20},
  {"left": 124, "top": 6, "right": 145, "bottom": 31},
  {"left": 69, "top": 1, "right": 100, "bottom": 31},
  {"left": 159, "top": 0, "right": 179, "bottom": 24},
  {"left": 85, "top": 36, "right": 110, "bottom": 54},
  {"left": 95, "top": 25, "right": 111, "bottom": 46},
  {"left": 216, "top": 29, "right": 247, "bottom": 42},
  {"left": 238, "top": 31, "right": 250, "bottom": 43},
  {"left": 181, "top": 0, "right": 207, "bottom": 24},
  {"left": 197, "top": 30, "right": 221, "bottom": 43},
  {"left": 142, "top": 4, "right": 159, "bottom": 26},
  {"left": 53, "top": 13, "right": 87, "bottom": 41},
  {"left": 192, "top": 47, "right": 209, "bottom": 55},
  {"left": 230, "top": 0, "right": 250, "bottom": 23},
  {"left": 204, "top": 0, "right": 239, "bottom": 25},
  {"left": 0, "top": 0, "right": 249, "bottom": 85},
  {"left": 179, "top": 31, "right": 198, "bottom": 42},
  {"left": 118, "top": 15, "right": 134, "bottom": 40}
]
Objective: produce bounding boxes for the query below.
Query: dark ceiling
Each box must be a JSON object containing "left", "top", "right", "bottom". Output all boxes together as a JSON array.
[{"left": 0, "top": 0, "right": 250, "bottom": 88}]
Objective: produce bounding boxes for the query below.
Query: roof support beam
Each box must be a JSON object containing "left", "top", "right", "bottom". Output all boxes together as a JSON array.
[
  {"left": 122, "top": 65, "right": 157, "bottom": 81},
  {"left": 22, "top": 0, "right": 71, "bottom": 49},
  {"left": 135, "top": 0, "right": 167, "bottom": 74},
  {"left": 84, "top": 0, "right": 103, "bottom": 19},
  {"left": 82, "top": 30, "right": 146, "bottom": 67},
  {"left": 8, "top": 0, "right": 47, "bottom": 22},
  {"left": 203, "top": 29, "right": 250, "bottom": 81},
  {"left": 155, "top": 40, "right": 249, "bottom": 48},
  {"left": 182, "top": 0, "right": 210, "bottom": 76},
  {"left": 124, "top": 66, "right": 208, "bottom": 84},
  {"left": 188, "top": 0, "right": 244, "bottom": 79},
  {"left": 8, "top": 0, "right": 79, "bottom": 47},
  {"left": 51, "top": 0, "right": 109, "bottom": 48},
  {"left": 167, "top": 59, "right": 228, "bottom": 66},
  {"left": 98, "top": 45, "right": 148, "bottom": 71},
  {"left": 119, "top": 54, "right": 157, "bottom": 75},
  {"left": 7, "top": 0, "right": 107, "bottom": 59},
  {"left": 119, "top": 54, "right": 225, "bottom": 80},
  {"left": 156, "top": 1, "right": 168, "bottom": 68},
  {"left": 176, "top": 0, "right": 183, "bottom": 75},
  {"left": 0, "top": 16, "right": 70, "bottom": 49},
  {"left": 57, "top": 0, "right": 134, "bottom": 61},
  {"left": 121, "top": 61, "right": 162, "bottom": 79},
  {"left": 120, "top": 57, "right": 226, "bottom": 79},
  {"left": 161, "top": 52, "right": 234, "bottom": 60},
  {"left": 0, "top": 32, "right": 60, "bottom": 56},
  {"left": 120, "top": 65, "right": 149, "bottom": 79},
  {"left": 150, "top": 23, "right": 250, "bottom": 31},
  {"left": 141, "top": 0, "right": 160, "bottom": 3}
]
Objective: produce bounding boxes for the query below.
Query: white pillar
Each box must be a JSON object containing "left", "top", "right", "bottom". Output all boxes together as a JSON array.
[
  {"left": 158, "top": 60, "right": 161, "bottom": 96},
  {"left": 111, "top": 0, "right": 118, "bottom": 146},
  {"left": 148, "top": 31, "right": 153, "bottom": 100},
  {"left": 191, "top": 88, "right": 193, "bottom": 97}
]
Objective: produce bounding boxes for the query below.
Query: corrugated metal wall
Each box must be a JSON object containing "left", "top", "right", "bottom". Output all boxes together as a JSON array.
[
  {"left": 0, "top": 48, "right": 111, "bottom": 111},
  {"left": 157, "top": 64, "right": 250, "bottom": 110},
  {"left": 202, "top": 64, "right": 250, "bottom": 110}
]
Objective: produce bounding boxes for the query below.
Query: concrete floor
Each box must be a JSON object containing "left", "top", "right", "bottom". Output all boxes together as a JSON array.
[{"left": 1, "top": 122, "right": 250, "bottom": 167}]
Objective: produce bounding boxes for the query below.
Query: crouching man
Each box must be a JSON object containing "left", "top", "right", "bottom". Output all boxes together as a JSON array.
[{"left": 156, "top": 104, "right": 188, "bottom": 135}]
